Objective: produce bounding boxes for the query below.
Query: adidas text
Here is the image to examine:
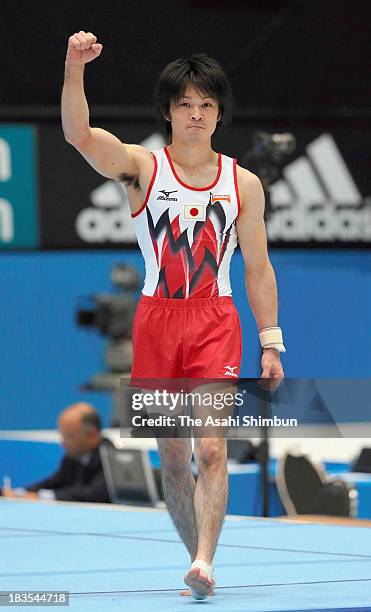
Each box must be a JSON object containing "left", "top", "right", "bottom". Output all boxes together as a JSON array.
[
  {"left": 268, "top": 201, "right": 371, "bottom": 241},
  {"left": 76, "top": 207, "right": 134, "bottom": 242}
]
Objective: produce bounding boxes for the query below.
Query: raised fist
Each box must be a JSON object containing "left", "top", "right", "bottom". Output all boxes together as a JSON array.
[{"left": 66, "top": 31, "right": 103, "bottom": 66}]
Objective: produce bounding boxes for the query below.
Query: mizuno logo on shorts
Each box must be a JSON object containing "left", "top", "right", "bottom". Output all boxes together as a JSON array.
[{"left": 224, "top": 365, "right": 238, "bottom": 377}]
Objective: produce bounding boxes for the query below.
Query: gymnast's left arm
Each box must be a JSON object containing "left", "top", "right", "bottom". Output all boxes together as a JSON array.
[{"left": 235, "top": 166, "right": 284, "bottom": 381}]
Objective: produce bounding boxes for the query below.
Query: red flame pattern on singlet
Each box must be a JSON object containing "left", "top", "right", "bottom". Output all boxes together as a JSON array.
[
  {"left": 151, "top": 208, "right": 231, "bottom": 299},
  {"left": 190, "top": 217, "right": 219, "bottom": 298},
  {"left": 157, "top": 215, "right": 188, "bottom": 298}
]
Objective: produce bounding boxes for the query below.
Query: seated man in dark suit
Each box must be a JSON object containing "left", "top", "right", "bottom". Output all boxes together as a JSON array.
[{"left": 2, "top": 402, "right": 113, "bottom": 503}]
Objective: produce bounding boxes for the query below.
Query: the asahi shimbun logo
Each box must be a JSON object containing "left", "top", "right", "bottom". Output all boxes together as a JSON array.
[
  {"left": 157, "top": 189, "right": 178, "bottom": 201},
  {"left": 267, "top": 133, "right": 371, "bottom": 242}
]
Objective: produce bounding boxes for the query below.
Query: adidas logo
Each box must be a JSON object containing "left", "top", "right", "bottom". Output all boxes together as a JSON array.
[
  {"left": 75, "top": 180, "right": 137, "bottom": 243},
  {"left": 267, "top": 133, "right": 371, "bottom": 241}
]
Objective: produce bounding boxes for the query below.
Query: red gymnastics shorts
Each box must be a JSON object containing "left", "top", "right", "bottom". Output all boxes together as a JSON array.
[{"left": 130, "top": 295, "right": 242, "bottom": 390}]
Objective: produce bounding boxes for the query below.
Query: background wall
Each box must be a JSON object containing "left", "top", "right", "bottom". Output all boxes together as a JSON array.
[
  {"left": 1, "top": 0, "right": 370, "bottom": 110},
  {"left": 0, "top": 249, "right": 369, "bottom": 430}
]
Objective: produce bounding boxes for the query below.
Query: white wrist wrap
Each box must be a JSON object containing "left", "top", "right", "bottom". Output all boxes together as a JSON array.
[{"left": 259, "top": 326, "right": 286, "bottom": 353}]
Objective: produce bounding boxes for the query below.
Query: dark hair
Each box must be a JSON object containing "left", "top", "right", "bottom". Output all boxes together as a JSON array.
[
  {"left": 154, "top": 53, "right": 233, "bottom": 138},
  {"left": 81, "top": 411, "right": 102, "bottom": 433}
]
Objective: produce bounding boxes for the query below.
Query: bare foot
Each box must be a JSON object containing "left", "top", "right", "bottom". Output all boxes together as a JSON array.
[{"left": 184, "top": 566, "right": 214, "bottom": 598}]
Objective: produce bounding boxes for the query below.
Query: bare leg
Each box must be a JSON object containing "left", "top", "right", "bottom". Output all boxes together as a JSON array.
[
  {"left": 182, "top": 437, "right": 227, "bottom": 597},
  {"left": 157, "top": 437, "right": 198, "bottom": 561},
  {"left": 193, "top": 437, "right": 228, "bottom": 564}
]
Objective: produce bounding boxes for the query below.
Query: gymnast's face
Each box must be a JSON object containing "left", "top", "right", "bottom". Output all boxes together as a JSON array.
[{"left": 168, "top": 85, "right": 220, "bottom": 142}]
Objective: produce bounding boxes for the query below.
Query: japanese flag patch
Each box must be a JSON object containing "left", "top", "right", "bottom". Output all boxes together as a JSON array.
[{"left": 182, "top": 203, "right": 206, "bottom": 221}]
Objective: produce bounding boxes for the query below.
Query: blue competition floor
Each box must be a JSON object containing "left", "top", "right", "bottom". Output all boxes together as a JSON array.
[{"left": 1, "top": 499, "right": 371, "bottom": 611}]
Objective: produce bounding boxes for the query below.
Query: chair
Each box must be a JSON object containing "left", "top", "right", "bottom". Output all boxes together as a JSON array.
[
  {"left": 276, "top": 451, "right": 358, "bottom": 517},
  {"left": 100, "top": 445, "right": 161, "bottom": 507}
]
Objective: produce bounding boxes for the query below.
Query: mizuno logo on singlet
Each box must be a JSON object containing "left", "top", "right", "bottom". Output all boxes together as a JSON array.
[{"left": 157, "top": 189, "right": 178, "bottom": 201}]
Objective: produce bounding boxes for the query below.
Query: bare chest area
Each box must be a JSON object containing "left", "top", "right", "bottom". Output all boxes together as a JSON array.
[{"left": 171, "top": 161, "right": 218, "bottom": 188}]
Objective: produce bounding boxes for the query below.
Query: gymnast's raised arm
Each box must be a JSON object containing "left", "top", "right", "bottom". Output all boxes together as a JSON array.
[{"left": 61, "top": 31, "right": 152, "bottom": 185}]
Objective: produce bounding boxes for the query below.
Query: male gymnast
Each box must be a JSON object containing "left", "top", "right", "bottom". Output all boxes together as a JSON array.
[{"left": 62, "top": 31, "right": 285, "bottom": 599}]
